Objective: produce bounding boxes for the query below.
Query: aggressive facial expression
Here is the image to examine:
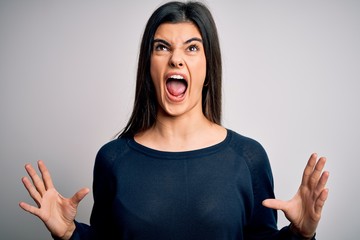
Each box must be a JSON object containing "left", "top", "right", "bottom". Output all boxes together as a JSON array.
[{"left": 150, "top": 22, "right": 206, "bottom": 118}]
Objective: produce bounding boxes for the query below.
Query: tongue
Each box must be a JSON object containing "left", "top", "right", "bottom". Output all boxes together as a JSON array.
[{"left": 166, "top": 80, "right": 186, "bottom": 96}]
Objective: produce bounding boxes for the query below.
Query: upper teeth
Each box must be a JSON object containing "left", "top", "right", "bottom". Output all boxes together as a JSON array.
[{"left": 169, "top": 75, "right": 184, "bottom": 79}]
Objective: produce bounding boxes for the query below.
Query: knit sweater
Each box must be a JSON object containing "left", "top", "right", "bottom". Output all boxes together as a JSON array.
[{"left": 64, "top": 129, "right": 314, "bottom": 240}]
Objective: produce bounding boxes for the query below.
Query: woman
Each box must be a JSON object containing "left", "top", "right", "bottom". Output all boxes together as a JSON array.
[{"left": 20, "top": 1, "right": 329, "bottom": 239}]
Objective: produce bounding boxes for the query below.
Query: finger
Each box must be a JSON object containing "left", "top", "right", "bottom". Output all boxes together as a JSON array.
[
  {"left": 262, "top": 198, "right": 288, "bottom": 211},
  {"left": 25, "top": 163, "right": 46, "bottom": 196},
  {"left": 37, "top": 160, "right": 54, "bottom": 190},
  {"left": 301, "top": 153, "right": 318, "bottom": 187},
  {"left": 21, "top": 176, "right": 42, "bottom": 207},
  {"left": 71, "top": 188, "right": 90, "bottom": 206},
  {"left": 308, "top": 157, "right": 327, "bottom": 189},
  {"left": 314, "top": 188, "right": 329, "bottom": 215},
  {"left": 19, "top": 201, "right": 41, "bottom": 217},
  {"left": 314, "top": 171, "right": 330, "bottom": 199}
]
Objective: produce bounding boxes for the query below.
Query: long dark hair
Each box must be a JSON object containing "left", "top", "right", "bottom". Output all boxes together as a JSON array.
[{"left": 119, "top": 1, "right": 222, "bottom": 138}]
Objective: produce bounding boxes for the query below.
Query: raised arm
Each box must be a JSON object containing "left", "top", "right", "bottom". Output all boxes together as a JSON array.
[
  {"left": 263, "top": 153, "right": 329, "bottom": 239},
  {"left": 19, "top": 160, "right": 89, "bottom": 240}
]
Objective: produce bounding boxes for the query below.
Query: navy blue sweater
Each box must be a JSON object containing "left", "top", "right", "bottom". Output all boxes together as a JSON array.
[{"left": 65, "top": 129, "right": 313, "bottom": 240}]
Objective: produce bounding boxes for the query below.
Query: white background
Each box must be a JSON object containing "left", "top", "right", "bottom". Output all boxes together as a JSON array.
[{"left": 1, "top": 0, "right": 359, "bottom": 239}]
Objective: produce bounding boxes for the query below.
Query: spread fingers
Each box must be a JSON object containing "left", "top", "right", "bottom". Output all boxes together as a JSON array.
[{"left": 24, "top": 163, "right": 46, "bottom": 196}]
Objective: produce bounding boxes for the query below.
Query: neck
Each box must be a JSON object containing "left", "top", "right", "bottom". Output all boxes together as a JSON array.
[
  {"left": 154, "top": 109, "right": 210, "bottom": 139},
  {"left": 135, "top": 110, "right": 226, "bottom": 151}
]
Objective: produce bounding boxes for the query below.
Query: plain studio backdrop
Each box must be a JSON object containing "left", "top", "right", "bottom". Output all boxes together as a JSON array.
[{"left": 1, "top": 0, "right": 359, "bottom": 239}]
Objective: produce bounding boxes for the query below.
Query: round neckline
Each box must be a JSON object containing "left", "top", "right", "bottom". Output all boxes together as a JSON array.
[{"left": 127, "top": 129, "right": 232, "bottom": 159}]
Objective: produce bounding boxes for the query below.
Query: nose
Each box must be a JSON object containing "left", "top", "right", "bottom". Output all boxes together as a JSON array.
[{"left": 169, "top": 51, "right": 184, "bottom": 68}]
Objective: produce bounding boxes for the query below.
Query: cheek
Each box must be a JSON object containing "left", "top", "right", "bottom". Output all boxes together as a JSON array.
[
  {"left": 192, "top": 57, "right": 207, "bottom": 85},
  {"left": 150, "top": 56, "right": 168, "bottom": 78},
  {"left": 150, "top": 58, "right": 165, "bottom": 97},
  {"left": 150, "top": 58, "right": 160, "bottom": 86}
]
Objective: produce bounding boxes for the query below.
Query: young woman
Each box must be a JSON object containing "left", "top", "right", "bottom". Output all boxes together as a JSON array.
[{"left": 20, "top": 1, "right": 329, "bottom": 239}]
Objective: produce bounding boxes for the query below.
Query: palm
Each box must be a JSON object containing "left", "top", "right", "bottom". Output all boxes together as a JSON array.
[
  {"left": 34, "top": 188, "right": 76, "bottom": 235},
  {"left": 19, "top": 161, "right": 89, "bottom": 239},
  {"left": 263, "top": 153, "right": 329, "bottom": 238}
]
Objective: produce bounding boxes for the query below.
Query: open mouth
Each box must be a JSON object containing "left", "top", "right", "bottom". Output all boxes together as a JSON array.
[{"left": 166, "top": 74, "right": 188, "bottom": 98}]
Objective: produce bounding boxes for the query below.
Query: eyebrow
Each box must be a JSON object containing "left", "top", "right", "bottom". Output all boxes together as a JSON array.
[{"left": 153, "top": 37, "right": 203, "bottom": 46}]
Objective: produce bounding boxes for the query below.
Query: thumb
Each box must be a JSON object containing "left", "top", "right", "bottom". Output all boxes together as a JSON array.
[
  {"left": 71, "top": 187, "right": 90, "bottom": 206},
  {"left": 262, "top": 198, "right": 288, "bottom": 211}
]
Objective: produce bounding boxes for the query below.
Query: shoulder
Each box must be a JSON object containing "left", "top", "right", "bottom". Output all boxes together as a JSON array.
[
  {"left": 226, "top": 129, "right": 271, "bottom": 172},
  {"left": 226, "top": 129, "right": 275, "bottom": 189},
  {"left": 227, "top": 129, "right": 267, "bottom": 157},
  {"left": 94, "top": 137, "right": 131, "bottom": 169},
  {"left": 97, "top": 137, "right": 129, "bottom": 155}
]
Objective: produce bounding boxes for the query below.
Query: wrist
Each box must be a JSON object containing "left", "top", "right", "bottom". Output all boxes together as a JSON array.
[
  {"left": 63, "top": 221, "right": 76, "bottom": 240},
  {"left": 51, "top": 221, "right": 76, "bottom": 240},
  {"left": 289, "top": 223, "right": 316, "bottom": 240}
]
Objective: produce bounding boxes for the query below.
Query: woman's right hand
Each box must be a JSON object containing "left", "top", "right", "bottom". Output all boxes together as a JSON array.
[{"left": 19, "top": 160, "right": 89, "bottom": 240}]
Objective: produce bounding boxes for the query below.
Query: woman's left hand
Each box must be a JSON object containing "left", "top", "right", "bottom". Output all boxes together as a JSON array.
[{"left": 262, "top": 153, "right": 329, "bottom": 239}]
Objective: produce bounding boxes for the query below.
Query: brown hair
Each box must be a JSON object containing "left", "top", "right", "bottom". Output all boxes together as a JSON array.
[{"left": 119, "top": 1, "right": 222, "bottom": 138}]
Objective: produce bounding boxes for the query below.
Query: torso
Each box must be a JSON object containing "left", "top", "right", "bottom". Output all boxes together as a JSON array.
[{"left": 89, "top": 129, "right": 279, "bottom": 239}]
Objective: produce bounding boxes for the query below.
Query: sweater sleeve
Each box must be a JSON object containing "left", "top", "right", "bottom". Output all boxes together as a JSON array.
[
  {"left": 241, "top": 138, "right": 316, "bottom": 240},
  {"left": 87, "top": 143, "right": 118, "bottom": 239},
  {"left": 53, "top": 141, "right": 119, "bottom": 240}
]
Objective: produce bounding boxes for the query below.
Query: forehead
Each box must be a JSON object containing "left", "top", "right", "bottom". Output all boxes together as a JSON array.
[{"left": 154, "top": 22, "right": 202, "bottom": 42}]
